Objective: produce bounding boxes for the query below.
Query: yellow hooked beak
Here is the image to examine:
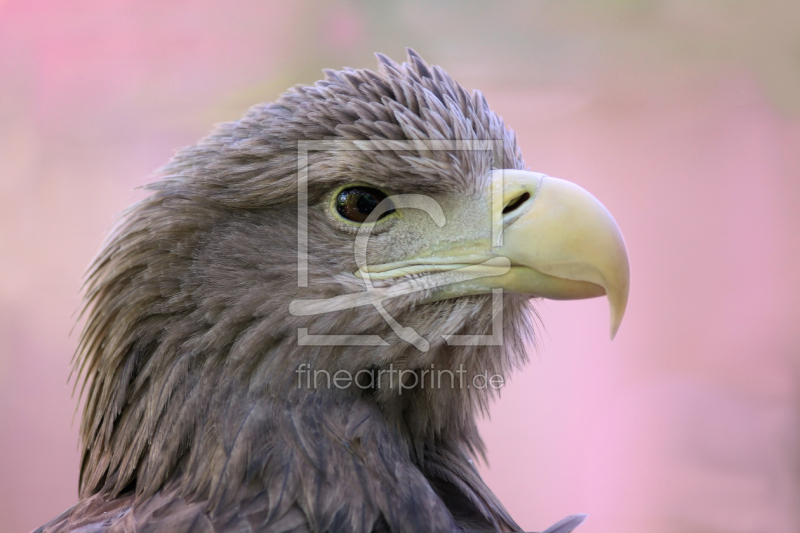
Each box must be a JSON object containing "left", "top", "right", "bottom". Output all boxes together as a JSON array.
[
  {"left": 353, "top": 169, "right": 630, "bottom": 339},
  {"left": 485, "top": 169, "right": 630, "bottom": 338}
]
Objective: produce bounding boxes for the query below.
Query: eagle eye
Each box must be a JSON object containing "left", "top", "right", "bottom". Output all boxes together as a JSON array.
[{"left": 335, "top": 186, "right": 395, "bottom": 223}]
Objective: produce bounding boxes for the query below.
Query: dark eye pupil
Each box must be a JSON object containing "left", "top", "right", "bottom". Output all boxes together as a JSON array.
[
  {"left": 336, "top": 187, "right": 394, "bottom": 223},
  {"left": 355, "top": 193, "right": 378, "bottom": 215}
]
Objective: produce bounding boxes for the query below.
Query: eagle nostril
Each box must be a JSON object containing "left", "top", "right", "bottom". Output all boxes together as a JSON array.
[{"left": 502, "top": 191, "right": 531, "bottom": 215}]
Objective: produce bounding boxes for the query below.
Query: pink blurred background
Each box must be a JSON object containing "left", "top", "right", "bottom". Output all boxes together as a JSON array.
[{"left": 1, "top": 1, "right": 799, "bottom": 531}]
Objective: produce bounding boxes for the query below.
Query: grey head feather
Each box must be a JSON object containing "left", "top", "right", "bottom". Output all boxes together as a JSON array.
[
  {"left": 539, "top": 514, "right": 588, "bottom": 533},
  {"left": 42, "top": 49, "right": 549, "bottom": 533}
]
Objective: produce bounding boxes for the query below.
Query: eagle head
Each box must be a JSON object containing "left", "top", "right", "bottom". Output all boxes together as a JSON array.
[{"left": 67, "top": 49, "right": 629, "bottom": 532}]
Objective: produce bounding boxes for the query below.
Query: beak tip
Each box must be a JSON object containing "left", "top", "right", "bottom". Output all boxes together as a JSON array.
[
  {"left": 606, "top": 277, "right": 629, "bottom": 340},
  {"left": 608, "top": 291, "right": 628, "bottom": 340}
]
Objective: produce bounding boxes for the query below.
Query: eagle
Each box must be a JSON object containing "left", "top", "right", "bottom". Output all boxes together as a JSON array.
[{"left": 37, "top": 49, "right": 629, "bottom": 533}]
